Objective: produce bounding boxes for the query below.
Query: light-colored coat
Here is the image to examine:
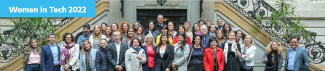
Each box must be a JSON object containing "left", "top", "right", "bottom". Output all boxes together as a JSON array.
[
  {"left": 80, "top": 49, "right": 97, "bottom": 71},
  {"left": 172, "top": 43, "right": 190, "bottom": 71},
  {"left": 125, "top": 48, "right": 147, "bottom": 71},
  {"left": 240, "top": 45, "right": 256, "bottom": 66},
  {"left": 60, "top": 44, "right": 80, "bottom": 71}
]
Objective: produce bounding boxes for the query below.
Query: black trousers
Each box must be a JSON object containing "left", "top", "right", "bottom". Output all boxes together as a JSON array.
[
  {"left": 188, "top": 64, "right": 204, "bottom": 71},
  {"left": 286, "top": 69, "right": 294, "bottom": 71},
  {"left": 242, "top": 68, "right": 253, "bottom": 71}
]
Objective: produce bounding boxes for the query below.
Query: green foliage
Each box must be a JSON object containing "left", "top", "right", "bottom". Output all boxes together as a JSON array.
[
  {"left": 268, "top": 0, "right": 310, "bottom": 42},
  {"left": 0, "top": 17, "right": 58, "bottom": 46}
]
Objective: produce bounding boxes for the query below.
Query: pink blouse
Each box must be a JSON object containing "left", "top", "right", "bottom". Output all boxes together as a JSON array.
[{"left": 28, "top": 50, "right": 40, "bottom": 64}]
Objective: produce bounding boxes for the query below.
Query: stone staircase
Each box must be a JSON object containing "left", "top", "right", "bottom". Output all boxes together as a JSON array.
[{"left": 217, "top": 0, "right": 325, "bottom": 70}]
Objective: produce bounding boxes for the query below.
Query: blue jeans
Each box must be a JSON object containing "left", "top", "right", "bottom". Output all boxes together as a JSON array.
[
  {"left": 25, "top": 64, "right": 40, "bottom": 71},
  {"left": 54, "top": 66, "right": 61, "bottom": 71}
]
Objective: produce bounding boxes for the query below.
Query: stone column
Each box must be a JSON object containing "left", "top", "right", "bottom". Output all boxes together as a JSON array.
[
  {"left": 201, "top": 0, "right": 215, "bottom": 25},
  {"left": 109, "top": 0, "right": 124, "bottom": 25}
]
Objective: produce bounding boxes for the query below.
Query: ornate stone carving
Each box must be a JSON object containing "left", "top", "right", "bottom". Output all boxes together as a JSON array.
[
  {"left": 145, "top": 0, "right": 178, "bottom": 6},
  {"left": 164, "top": 0, "right": 178, "bottom": 6},
  {"left": 146, "top": 0, "right": 159, "bottom": 6}
]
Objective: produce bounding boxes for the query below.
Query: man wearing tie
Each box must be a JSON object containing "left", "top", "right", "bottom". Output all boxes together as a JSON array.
[
  {"left": 41, "top": 33, "right": 61, "bottom": 71},
  {"left": 200, "top": 25, "right": 212, "bottom": 48},
  {"left": 156, "top": 14, "right": 165, "bottom": 33},
  {"left": 107, "top": 32, "right": 128, "bottom": 71}
]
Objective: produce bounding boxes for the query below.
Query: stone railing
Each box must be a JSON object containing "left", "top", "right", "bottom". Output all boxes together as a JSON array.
[{"left": 223, "top": 0, "right": 324, "bottom": 63}]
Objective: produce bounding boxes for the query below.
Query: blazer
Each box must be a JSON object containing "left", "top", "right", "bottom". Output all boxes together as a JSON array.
[
  {"left": 154, "top": 44, "right": 174, "bottom": 71},
  {"left": 284, "top": 46, "right": 309, "bottom": 71},
  {"left": 262, "top": 52, "right": 283, "bottom": 71},
  {"left": 96, "top": 48, "right": 109, "bottom": 71},
  {"left": 240, "top": 45, "right": 256, "bottom": 66},
  {"left": 201, "top": 35, "right": 212, "bottom": 48},
  {"left": 142, "top": 46, "right": 156, "bottom": 71},
  {"left": 89, "top": 35, "right": 106, "bottom": 48},
  {"left": 155, "top": 23, "right": 165, "bottom": 33},
  {"left": 203, "top": 47, "right": 225, "bottom": 71},
  {"left": 172, "top": 43, "right": 190, "bottom": 71},
  {"left": 125, "top": 48, "right": 147, "bottom": 71},
  {"left": 41, "top": 44, "right": 61, "bottom": 71},
  {"left": 107, "top": 42, "right": 128, "bottom": 71},
  {"left": 60, "top": 44, "right": 80, "bottom": 71},
  {"left": 80, "top": 49, "right": 97, "bottom": 71}
]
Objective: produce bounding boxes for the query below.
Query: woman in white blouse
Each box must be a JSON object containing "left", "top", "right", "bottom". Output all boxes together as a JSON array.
[
  {"left": 240, "top": 35, "right": 256, "bottom": 71},
  {"left": 89, "top": 25, "right": 106, "bottom": 50}
]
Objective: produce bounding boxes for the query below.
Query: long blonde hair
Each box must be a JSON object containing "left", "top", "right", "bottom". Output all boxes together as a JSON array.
[
  {"left": 81, "top": 40, "right": 92, "bottom": 54},
  {"left": 265, "top": 41, "right": 283, "bottom": 55},
  {"left": 184, "top": 21, "right": 190, "bottom": 31},
  {"left": 243, "top": 35, "right": 255, "bottom": 46},
  {"left": 143, "top": 34, "right": 156, "bottom": 46},
  {"left": 93, "top": 25, "right": 102, "bottom": 42}
]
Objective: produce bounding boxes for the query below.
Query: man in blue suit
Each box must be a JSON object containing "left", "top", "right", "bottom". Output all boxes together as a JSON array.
[
  {"left": 284, "top": 37, "right": 309, "bottom": 71},
  {"left": 41, "top": 33, "right": 61, "bottom": 71}
]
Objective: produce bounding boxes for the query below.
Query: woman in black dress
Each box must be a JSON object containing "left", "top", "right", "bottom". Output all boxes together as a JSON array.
[
  {"left": 155, "top": 33, "right": 174, "bottom": 71},
  {"left": 222, "top": 31, "right": 242, "bottom": 71}
]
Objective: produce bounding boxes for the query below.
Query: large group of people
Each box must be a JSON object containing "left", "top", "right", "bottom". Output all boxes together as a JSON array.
[{"left": 23, "top": 14, "right": 310, "bottom": 71}]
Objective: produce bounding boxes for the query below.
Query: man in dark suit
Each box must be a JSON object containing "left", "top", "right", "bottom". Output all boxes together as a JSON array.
[
  {"left": 107, "top": 31, "right": 128, "bottom": 71},
  {"left": 284, "top": 37, "right": 309, "bottom": 71},
  {"left": 155, "top": 14, "right": 165, "bottom": 33},
  {"left": 41, "top": 33, "right": 61, "bottom": 71},
  {"left": 200, "top": 25, "right": 212, "bottom": 48}
]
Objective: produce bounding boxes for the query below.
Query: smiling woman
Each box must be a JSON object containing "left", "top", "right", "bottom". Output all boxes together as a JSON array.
[{"left": 9, "top": 7, "right": 38, "bottom": 13}]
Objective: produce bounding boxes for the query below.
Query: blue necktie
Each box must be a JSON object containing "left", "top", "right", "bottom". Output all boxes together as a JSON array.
[{"left": 203, "top": 36, "right": 206, "bottom": 47}]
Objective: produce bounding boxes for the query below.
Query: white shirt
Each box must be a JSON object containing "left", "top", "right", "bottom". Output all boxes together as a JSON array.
[{"left": 115, "top": 41, "right": 121, "bottom": 64}]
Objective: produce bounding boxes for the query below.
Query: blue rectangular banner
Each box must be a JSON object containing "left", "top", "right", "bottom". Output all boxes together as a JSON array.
[{"left": 0, "top": 0, "right": 95, "bottom": 17}]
